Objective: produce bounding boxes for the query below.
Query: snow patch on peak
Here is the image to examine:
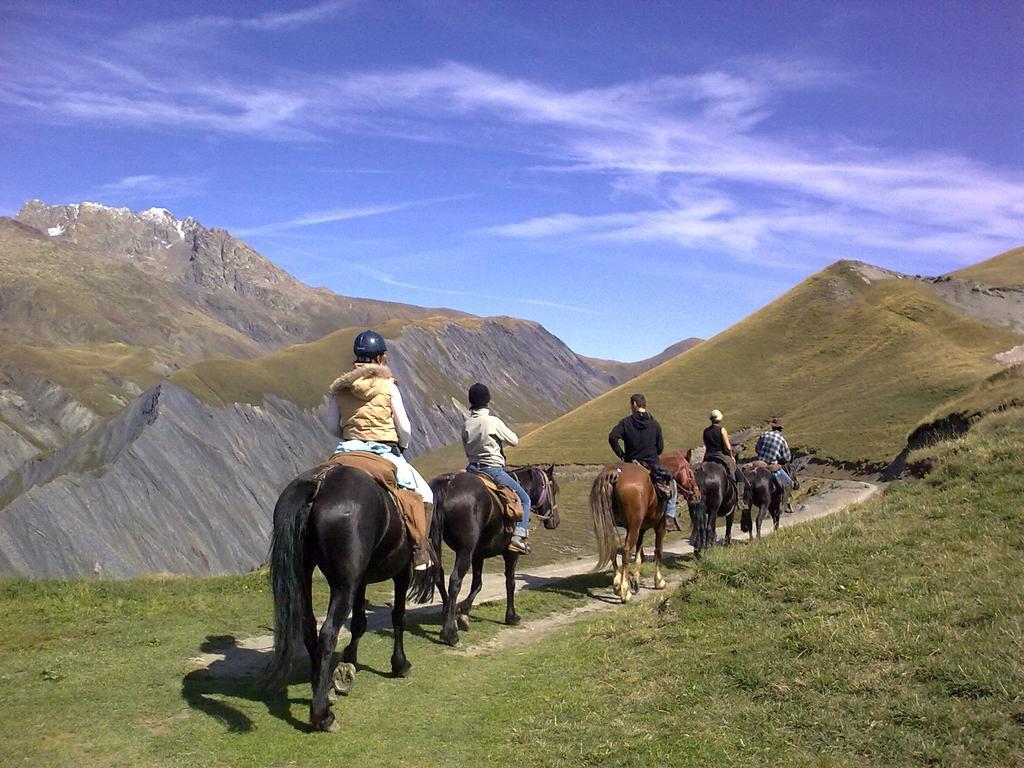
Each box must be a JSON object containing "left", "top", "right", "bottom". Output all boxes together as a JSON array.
[
  {"left": 140, "top": 207, "right": 173, "bottom": 221},
  {"left": 80, "top": 201, "right": 131, "bottom": 215},
  {"left": 47, "top": 225, "right": 65, "bottom": 237}
]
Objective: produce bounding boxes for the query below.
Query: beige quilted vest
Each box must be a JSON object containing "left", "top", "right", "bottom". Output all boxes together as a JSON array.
[{"left": 330, "top": 364, "right": 399, "bottom": 443}]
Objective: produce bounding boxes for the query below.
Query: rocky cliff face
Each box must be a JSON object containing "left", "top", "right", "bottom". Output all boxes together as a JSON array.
[{"left": 0, "top": 383, "right": 328, "bottom": 578}]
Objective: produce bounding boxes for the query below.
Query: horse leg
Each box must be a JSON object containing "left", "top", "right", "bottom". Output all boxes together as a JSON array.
[
  {"left": 332, "top": 581, "right": 365, "bottom": 700},
  {"left": 612, "top": 545, "right": 623, "bottom": 591},
  {"left": 653, "top": 522, "right": 667, "bottom": 590},
  {"left": 630, "top": 530, "right": 643, "bottom": 594},
  {"left": 390, "top": 567, "right": 412, "bottom": 678},
  {"left": 620, "top": 526, "right": 639, "bottom": 603},
  {"left": 340, "top": 582, "right": 366, "bottom": 666},
  {"left": 310, "top": 585, "right": 354, "bottom": 732},
  {"left": 302, "top": 562, "right": 317, "bottom": 686},
  {"left": 457, "top": 554, "right": 485, "bottom": 631},
  {"left": 503, "top": 550, "right": 521, "bottom": 625},
  {"left": 440, "top": 548, "right": 471, "bottom": 646},
  {"left": 756, "top": 503, "right": 766, "bottom": 539},
  {"left": 725, "top": 509, "right": 734, "bottom": 546}
]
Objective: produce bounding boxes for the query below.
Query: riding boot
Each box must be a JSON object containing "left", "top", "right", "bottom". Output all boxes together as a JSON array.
[{"left": 411, "top": 502, "right": 433, "bottom": 571}]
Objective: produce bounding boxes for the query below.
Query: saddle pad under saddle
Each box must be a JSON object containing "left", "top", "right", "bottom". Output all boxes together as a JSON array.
[
  {"left": 468, "top": 471, "right": 523, "bottom": 531},
  {"left": 315, "top": 451, "right": 424, "bottom": 532}
]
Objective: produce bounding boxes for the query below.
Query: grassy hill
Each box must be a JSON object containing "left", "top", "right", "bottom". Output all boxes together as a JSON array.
[
  {"left": 0, "top": 408, "right": 1019, "bottom": 766},
  {"left": 949, "top": 245, "right": 1024, "bottom": 287},
  {"left": 510, "top": 259, "right": 1022, "bottom": 467}
]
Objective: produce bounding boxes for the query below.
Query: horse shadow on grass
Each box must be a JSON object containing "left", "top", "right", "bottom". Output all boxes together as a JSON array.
[{"left": 181, "top": 601, "right": 448, "bottom": 732}]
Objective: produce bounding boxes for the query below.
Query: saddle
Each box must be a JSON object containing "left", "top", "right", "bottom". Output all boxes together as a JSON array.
[
  {"left": 314, "top": 452, "right": 426, "bottom": 539},
  {"left": 468, "top": 470, "right": 523, "bottom": 532},
  {"left": 747, "top": 459, "right": 783, "bottom": 472}
]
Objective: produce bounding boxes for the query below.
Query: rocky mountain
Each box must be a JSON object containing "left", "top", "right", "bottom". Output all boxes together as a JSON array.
[
  {"left": 14, "top": 201, "right": 465, "bottom": 352},
  {"left": 0, "top": 198, "right": 692, "bottom": 578}
]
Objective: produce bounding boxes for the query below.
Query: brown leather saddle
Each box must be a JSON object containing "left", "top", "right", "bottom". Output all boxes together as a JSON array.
[
  {"left": 468, "top": 470, "right": 523, "bottom": 532},
  {"left": 314, "top": 451, "right": 425, "bottom": 534}
]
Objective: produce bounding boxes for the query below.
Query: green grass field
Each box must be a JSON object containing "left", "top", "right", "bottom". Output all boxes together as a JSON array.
[
  {"left": 1, "top": 408, "right": 1021, "bottom": 767},
  {"left": 510, "top": 260, "right": 1022, "bottom": 468}
]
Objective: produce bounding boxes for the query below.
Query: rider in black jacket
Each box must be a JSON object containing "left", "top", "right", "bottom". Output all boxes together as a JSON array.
[
  {"left": 608, "top": 394, "right": 680, "bottom": 530},
  {"left": 608, "top": 393, "right": 664, "bottom": 465}
]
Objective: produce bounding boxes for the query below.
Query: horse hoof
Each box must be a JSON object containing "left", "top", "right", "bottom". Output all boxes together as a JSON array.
[
  {"left": 457, "top": 614, "right": 470, "bottom": 632},
  {"left": 654, "top": 579, "right": 667, "bottom": 590},
  {"left": 332, "top": 663, "right": 356, "bottom": 697},
  {"left": 621, "top": 591, "right": 632, "bottom": 604},
  {"left": 505, "top": 613, "right": 521, "bottom": 626},
  {"left": 612, "top": 574, "right": 622, "bottom": 590},
  {"left": 391, "top": 660, "right": 412, "bottom": 678},
  {"left": 314, "top": 714, "right": 340, "bottom": 733},
  {"left": 440, "top": 629, "right": 460, "bottom": 647}
]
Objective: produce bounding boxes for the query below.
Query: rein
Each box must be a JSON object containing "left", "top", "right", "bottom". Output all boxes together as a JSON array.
[{"left": 509, "top": 466, "right": 557, "bottom": 520}]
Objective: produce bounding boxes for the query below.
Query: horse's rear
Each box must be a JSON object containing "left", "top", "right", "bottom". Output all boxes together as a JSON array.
[
  {"left": 590, "top": 463, "right": 666, "bottom": 603},
  {"left": 740, "top": 466, "right": 780, "bottom": 540},
  {"left": 413, "top": 471, "right": 518, "bottom": 646},
  {"left": 266, "top": 465, "right": 414, "bottom": 732},
  {"left": 690, "top": 461, "right": 738, "bottom": 553}
]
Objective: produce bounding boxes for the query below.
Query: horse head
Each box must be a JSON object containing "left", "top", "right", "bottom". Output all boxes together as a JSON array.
[{"left": 538, "top": 464, "right": 561, "bottom": 529}]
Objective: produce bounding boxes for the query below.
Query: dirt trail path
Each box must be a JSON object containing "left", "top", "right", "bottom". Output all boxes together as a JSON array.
[{"left": 193, "top": 479, "right": 877, "bottom": 675}]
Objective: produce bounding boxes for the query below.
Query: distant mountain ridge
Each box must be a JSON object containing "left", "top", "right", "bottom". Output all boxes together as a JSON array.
[
  {"left": 14, "top": 200, "right": 465, "bottom": 353},
  {"left": 582, "top": 337, "right": 703, "bottom": 386}
]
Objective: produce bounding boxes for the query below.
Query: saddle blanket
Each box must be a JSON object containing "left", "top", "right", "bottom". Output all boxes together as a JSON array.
[
  {"left": 318, "top": 450, "right": 424, "bottom": 535},
  {"left": 468, "top": 470, "right": 523, "bottom": 530},
  {"left": 334, "top": 439, "right": 417, "bottom": 490}
]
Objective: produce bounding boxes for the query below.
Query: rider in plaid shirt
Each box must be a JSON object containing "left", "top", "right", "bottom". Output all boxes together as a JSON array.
[{"left": 756, "top": 418, "right": 799, "bottom": 508}]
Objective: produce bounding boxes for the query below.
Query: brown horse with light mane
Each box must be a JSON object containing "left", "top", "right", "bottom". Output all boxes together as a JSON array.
[{"left": 589, "top": 454, "right": 699, "bottom": 603}]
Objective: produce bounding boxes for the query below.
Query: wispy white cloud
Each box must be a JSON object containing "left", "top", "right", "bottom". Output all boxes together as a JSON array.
[
  {"left": 2, "top": 24, "right": 1020, "bottom": 268},
  {"left": 188, "top": 0, "right": 354, "bottom": 31},
  {"left": 233, "top": 196, "right": 467, "bottom": 235},
  {"left": 351, "top": 265, "right": 602, "bottom": 315},
  {"left": 94, "top": 174, "right": 205, "bottom": 199}
]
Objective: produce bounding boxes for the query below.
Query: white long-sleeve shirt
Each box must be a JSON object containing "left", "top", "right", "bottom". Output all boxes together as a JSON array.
[
  {"left": 325, "top": 380, "right": 412, "bottom": 449},
  {"left": 462, "top": 408, "right": 519, "bottom": 467}
]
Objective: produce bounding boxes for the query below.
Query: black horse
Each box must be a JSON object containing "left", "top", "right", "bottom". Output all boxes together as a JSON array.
[
  {"left": 685, "top": 451, "right": 740, "bottom": 554},
  {"left": 264, "top": 464, "right": 431, "bottom": 732},
  {"left": 740, "top": 463, "right": 799, "bottom": 540},
  {"left": 410, "top": 465, "right": 560, "bottom": 646}
]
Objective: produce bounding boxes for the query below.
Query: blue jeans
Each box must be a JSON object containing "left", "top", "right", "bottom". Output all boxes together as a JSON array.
[
  {"left": 475, "top": 466, "right": 531, "bottom": 537},
  {"left": 773, "top": 469, "right": 794, "bottom": 489},
  {"left": 665, "top": 483, "right": 677, "bottom": 518}
]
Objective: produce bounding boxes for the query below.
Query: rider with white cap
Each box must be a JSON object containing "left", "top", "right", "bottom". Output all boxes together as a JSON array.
[{"left": 703, "top": 409, "right": 745, "bottom": 508}]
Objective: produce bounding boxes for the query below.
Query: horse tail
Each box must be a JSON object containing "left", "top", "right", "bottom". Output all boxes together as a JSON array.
[
  {"left": 410, "top": 473, "right": 454, "bottom": 604},
  {"left": 590, "top": 467, "right": 619, "bottom": 572},
  {"left": 264, "top": 473, "right": 319, "bottom": 690}
]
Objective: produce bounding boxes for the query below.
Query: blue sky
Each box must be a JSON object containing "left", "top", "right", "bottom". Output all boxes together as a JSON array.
[{"left": 2, "top": 1, "right": 1022, "bottom": 360}]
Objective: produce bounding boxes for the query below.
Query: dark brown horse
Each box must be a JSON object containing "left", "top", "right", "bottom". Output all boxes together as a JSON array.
[
  {"left": 410, "top": 465, "right": 560, "bottom": 646},
  {"left": 590, "top": 456, "right": 698, "bottom": 603},
  {"left": 685, "top": 450, "right": 740, "bottom": 554},
  {"left": 264, "top": 464, "right": 435, "bottom": 732},
  {"left": 740, "top": 461, "right": 799, "bottom": 539}
]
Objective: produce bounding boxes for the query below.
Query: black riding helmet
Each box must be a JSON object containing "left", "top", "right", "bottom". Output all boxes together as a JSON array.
[{"left": 353, "top": 330, "right": 387, "bottom": 360}]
